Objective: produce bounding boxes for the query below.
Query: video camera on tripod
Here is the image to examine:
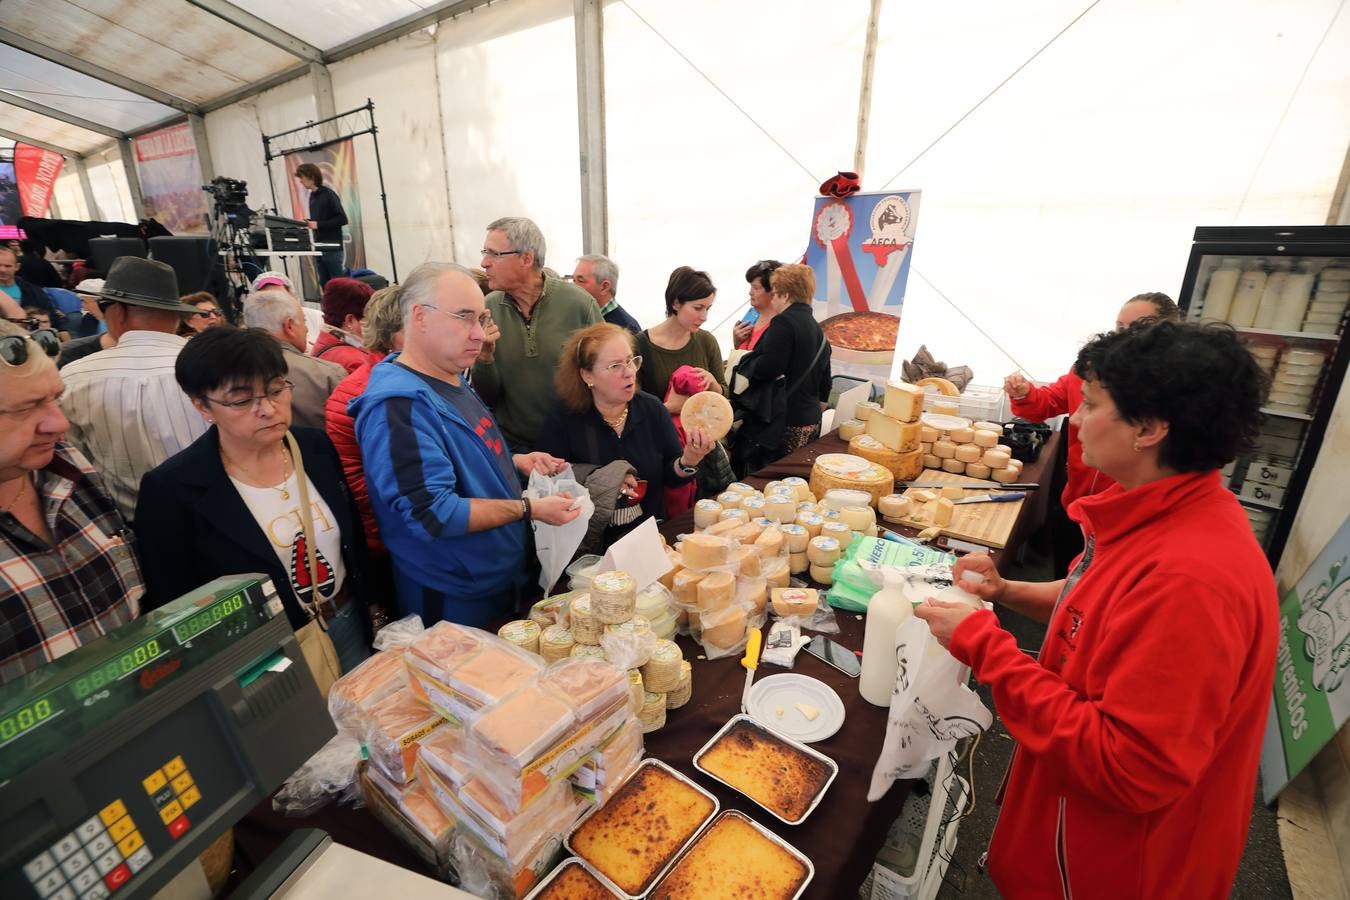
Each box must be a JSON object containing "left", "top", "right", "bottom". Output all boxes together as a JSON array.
[{"left": 202, "top": 176, "right": 253, "bottom": 226}]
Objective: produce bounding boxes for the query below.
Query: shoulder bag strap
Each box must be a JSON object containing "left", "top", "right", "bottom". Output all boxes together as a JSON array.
[{"left": 285, "top": 431, "right": 332, "bottom": 631}]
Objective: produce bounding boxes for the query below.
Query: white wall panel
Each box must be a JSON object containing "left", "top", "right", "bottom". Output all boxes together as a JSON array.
[
  {"left": 85, "top": 147, "right": 134, "bottom": 222},
  {"left": 331, "top": 30, "right": 454, "bottom": 279},
  {"left": 864, "top": 0, "right": 1350, "bottom": 386},
  {"left": 435, "top": 0, "right": 582, "bottom": 270},
  {"left": 53, "top": 168, "right": 88, "bottom": 221},
  {"left": 603, "top": 0, "right": 870, "bottom": 343}
]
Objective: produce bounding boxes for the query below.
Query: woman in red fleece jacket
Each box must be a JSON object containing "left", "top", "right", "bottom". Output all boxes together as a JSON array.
[
  {"left": 1005, "top": 292, "right": 1180, "bottom": 575},
  {"left": 918, "top": 321, "right": 1276, "bottom": 900}
]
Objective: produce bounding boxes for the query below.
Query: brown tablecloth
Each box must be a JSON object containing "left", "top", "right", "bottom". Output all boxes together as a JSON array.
[{"left": 235, "top": 428, "right": 1063, "bottom": 898}]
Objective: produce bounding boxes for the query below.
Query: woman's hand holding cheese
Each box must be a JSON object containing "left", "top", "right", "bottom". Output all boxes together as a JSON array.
[{"left": 679, "top": 425, "right": 713, "bottom": 469}]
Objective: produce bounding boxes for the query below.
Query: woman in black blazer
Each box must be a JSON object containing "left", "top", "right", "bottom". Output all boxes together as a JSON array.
[{"left": 134, "top": 327, "right": 376, "bottom": 672}]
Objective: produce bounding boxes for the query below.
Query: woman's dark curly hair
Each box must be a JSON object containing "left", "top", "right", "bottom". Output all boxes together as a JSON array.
[{"left": 1073, "top": 320, "right": 1267, "bottom": 473}]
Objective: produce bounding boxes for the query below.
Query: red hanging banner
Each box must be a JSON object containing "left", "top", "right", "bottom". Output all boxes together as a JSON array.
[{"left": 14, "top": 144, "right": 64, "bottom": 217}]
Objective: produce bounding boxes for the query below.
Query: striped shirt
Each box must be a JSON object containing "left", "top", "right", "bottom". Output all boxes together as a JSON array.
[
  {"left": 1, "top": 443, "right": 144, "bottom": 684},
  {"left": 59, "top": 330, "right": 208, "bottom": 520}
]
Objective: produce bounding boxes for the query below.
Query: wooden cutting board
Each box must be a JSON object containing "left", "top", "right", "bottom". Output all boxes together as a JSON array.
[{"left": 887, "top": 469, "right": 1024, "bottom": 549}]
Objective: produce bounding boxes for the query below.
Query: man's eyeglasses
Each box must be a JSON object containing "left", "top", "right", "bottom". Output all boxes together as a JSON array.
[
  {"left": 480, "top": 248, "right": 523, "bottom": 259},
  {"left": 419, "top": 304, "right": 492, "bottom": 329},
  {"left": 0, "top": 328, "right": 61, "bottom": 367},
  {"left": 599, "top": 355, "right": 643, "bottom": 375},
  {"left": 203, "top": 380, "right": 294, "bottom": 412}
]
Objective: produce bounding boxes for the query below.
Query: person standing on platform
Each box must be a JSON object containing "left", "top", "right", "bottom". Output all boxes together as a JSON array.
[
  {"left": 353, "top": 262, "right": 581, "bottom": 627},
  {"left": 918, "top": 320, "right": 1275, "bottom": 900},
  {"left": 294, "top": 163, "right": 348, "bottom": 287},
  {"left": 574, "top": 254, "right": 640, "bottom": 334},
  {"left": 0, "top": 322, "right": 143, "bottom": 685},
  {"left": 244, "top": 288, "right": 346, "bottom": 429},
  {"left": 473, "top": 217, "right": 601, "bottom": 451},
  {"left": 58, "top": 258, "right": 208, "bottom": 522},
  {"left": 1003, "top": 291, "right": 1181, "bottom": 576}
]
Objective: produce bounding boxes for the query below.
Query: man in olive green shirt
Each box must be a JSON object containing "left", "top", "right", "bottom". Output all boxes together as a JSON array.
[{"left": 473, "top": 217, "right": 602, "bottom": 451}]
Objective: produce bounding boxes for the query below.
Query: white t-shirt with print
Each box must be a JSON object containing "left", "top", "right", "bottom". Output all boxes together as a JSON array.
[{"left": 230, "top": 471, "right": 347, "bottom": 607}]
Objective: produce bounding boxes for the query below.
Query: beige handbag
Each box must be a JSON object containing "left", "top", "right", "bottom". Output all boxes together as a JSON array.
[{"left": 286, "top": 432, "right": 342, "bottom": 697}]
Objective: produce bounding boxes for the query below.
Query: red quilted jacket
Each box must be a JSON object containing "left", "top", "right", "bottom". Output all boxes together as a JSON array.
[
  {"left": 325, "top": 352, "right": 387, "bottom": 555},
  {"left": 1010, "top": 370, "right": 1115, "bottom": 508}
]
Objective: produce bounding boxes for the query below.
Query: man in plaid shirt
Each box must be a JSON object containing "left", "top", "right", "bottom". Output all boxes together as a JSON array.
[{"left": 0, "top": 321, "right": 143, "bottom": 684}]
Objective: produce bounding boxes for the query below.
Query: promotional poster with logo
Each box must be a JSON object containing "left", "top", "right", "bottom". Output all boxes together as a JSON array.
[
  {"left": 0, "top": 161, "right": 19, "bottom": 224},
  {"left": 133, "top": 123, "right": 208, "bottom": 234},
  {"left": 1261, "top": 515, "right": 1350, "bottom": 801},
  {"left": 804, "top": 190, "right": 921, "bottom": 384},
  {"left": 284, "top": 140, "right": 366, "bottom": 295}
]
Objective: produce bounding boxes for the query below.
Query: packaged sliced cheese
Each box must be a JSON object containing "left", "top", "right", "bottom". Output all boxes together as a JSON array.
[
  {"left": 440, "top": 636, "right": 543, "bottom": 721},
  {"left": 416, "top": 725, "right": 474, "bottom": 789},
  {"left": 539, "top": 656, "right": 629, "bottom": 722},
  {"left": 362, "top": 765, "right": 454, "bottom": 854},
  {"left": 405, "top": 621, "right": 485, "bottom": 685},
  {"left": 328, "top": 650, "right": 408, "bottom": 735},
  {"left": 468, "top": 684, "right": 576, "bottom": 770},
  {"left": 364, "top": 688, "right": 451, "bottom": 784}
]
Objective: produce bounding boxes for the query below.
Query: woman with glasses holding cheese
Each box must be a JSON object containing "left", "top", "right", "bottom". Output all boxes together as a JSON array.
[
  {"left": 135, "top": 326, "right": 375, "bottom": 681},
  {"left": 539, "top": 323, "right": 713, "bottom": 541}
]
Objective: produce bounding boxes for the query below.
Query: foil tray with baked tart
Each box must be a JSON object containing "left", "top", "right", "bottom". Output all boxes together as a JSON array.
[
  {"left": 821, "top": 310, "right": 899, "bottom": 366},
  {"left": 524, "top": 857, "right": 623, "bottom": 900},
  {"left": 564, "top": 758, "right": 719, "bottom": 898},
  {"left": 648, "top": 809, "right": 814, "bottom": 900},
  {"left": 693, "top": 714, "right": 838, "bottom": 825}
]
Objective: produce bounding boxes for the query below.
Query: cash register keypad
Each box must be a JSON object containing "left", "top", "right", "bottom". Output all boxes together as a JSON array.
[{"left": 23, "top": 800, "right": 149, "bottom": 898}]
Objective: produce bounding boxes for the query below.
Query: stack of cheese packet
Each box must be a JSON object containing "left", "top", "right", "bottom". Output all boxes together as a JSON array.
[{"left": 919, "top": 417, "right": 1024, "bottom": 483}]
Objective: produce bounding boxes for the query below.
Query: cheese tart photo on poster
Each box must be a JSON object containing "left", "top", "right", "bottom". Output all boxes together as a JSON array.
[{"left": 804, "top": 174, "right": 920, "bottom": 387}]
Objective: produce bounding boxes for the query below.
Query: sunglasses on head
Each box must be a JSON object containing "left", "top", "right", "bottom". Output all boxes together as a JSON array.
[{"left": 0, "top": 328, "right": 61, "bottom": 367}]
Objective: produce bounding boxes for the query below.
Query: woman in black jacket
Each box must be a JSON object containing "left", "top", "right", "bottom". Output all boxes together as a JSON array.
[
  {"left": 134, "top": 327, "right": 376, "bottom": 672},
  {"left": 730, "top": 264, "right": 832, "bottom": 476}
]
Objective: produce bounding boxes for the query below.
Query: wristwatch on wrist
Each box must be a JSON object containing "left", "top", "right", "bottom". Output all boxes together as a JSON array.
[{"left": 676, "top": 459, "right": 698, "bottom": 476}]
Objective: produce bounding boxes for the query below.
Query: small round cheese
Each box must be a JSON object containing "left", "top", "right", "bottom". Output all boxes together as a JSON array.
[
  {"left": 919, "top": 424, "right": 940, "bottom": 443},
  {"left": 540, "top": 624, "right": 575, "bottom": 662},
  {"left": 839, "top": 504, "right": 875, "bottom": 532},
  {"left": 992, "top": 466, "right": 1020, "bottom": 484},
  {"left": 693, "top": 499, "right": 723, "bottom": 529},
  {"left": 788, "top": 550, "right": 809, "bottom": 574},
  {"left": 796, "top": 511, "right": 824, "bottom": 536},
  {"left": 696, "top": 571, "right": 736, "bottom": 611},
  {"left": 717, "top": 491, "right": 742, "bottom": 509},
  {"left": 809, "top": 563, "right": 836, "bottom": 585},
  {"left": 923, "top": 453, "right": 942, "bottom": 469},
  {"left": 772, "top": 587, "right": 818, "bottom": 617},
  {"left": 781, "top": 523, "right": 810, "bottom": 553},
  {"left": 783, "top": 476, "right": 812, "bottom": 502},
  {"left": 856, "top": 401, "right": 882, "bottom": 422},
  {"left": 954, "top": 443, "right": 982, "bottom": 463},
  {"left": 498, "top": 619, "right": 541, "bottom": 655},
  {"left": 995, "top": 444, "right": 1013, "bottom": 455},
  {"left": 764, "top": 494, "right": 796, "bottom": 524},
  {"left": 718, "top": 508, "right": 749, "bottom": 523},
  {"left": 639, "top": 690, "right": 668, "bottom": 732},
  {"left": 807, "top": 535, "right": 842, "bottom": 566},
  {"left": 942, "top": 458, "right": 966, "bottom": 474},
  {"left": 729, "top": 482, "right": 758, "bottom": 496},
  {"left": 974, "top": 421, "right": 1003, "bottom": 433},
  {"left": 982, "top": 449, "right": 1012, "bottom": 469},
  {"left": 932, "top": 400, "right": 961, "bottom": 417},
  {"left": 950, "top": 426, "right": 975, "bottom": 444},
  {"left": 878, "top": 494, "right": 910, "bottom": 520},
  {"left": 973, "top": 428, "right": 1000, "bottom": 448},
  {"left": 837, "top": 418, "right": 866, "bottom": 440},
  {"left": 920, "top": 441, "right": 933, "bottom": 455},
  {"left": 933, "top": 439, "right": 958, "bottom": 459},
  {"left": 641, "top": 640, "right": 684, "bottom": 693},
  {"left": 591, "top": 571, "right": 637, "bottom": 624},
  {"left": 733, "top": 545, "right": 761, "bottom": 578},
  {"left": 820, "top": 520, "right": 852, "bottom": 548},
  {"left": 965, "top": 462, "right": 992, "bottom": 480},
  {"left": 666, "top": 662, "right": 692, "bottom": 709}
]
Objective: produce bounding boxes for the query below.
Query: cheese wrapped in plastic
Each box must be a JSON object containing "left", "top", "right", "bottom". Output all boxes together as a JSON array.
[
  {"left": 327, "top": 650, "right": 408, "bottom": 735},
  {"left": 406, "top": 620, "right": 485, "bottom": 685},
  {"left": 438, "top": 634, "right": 543, "bottom": 721},
  {"left": 469, "top": 684, "right": 576, "bottom": 771},
  {"left": 540, "top": 657, "right": 629, "bottom": 722},
  {"left": 364, "top": 689, "right": 451, "bottom": 784},
  {"left": 417, "top": 725, "right": 474, "bottom": 790}
]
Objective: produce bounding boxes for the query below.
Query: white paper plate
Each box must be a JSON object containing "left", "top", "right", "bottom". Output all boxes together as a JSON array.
[
  {"left": 745, "top": 674, "right": 846, "bottom": 743},
  {"left": 920, "top": 412, "right": 973, "bottom": 433}
]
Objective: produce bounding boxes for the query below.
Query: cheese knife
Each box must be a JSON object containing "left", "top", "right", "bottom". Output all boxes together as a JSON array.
[
  {"left": 899, "top": 481, "right": 1040, "bottom": 490},
  {"left": 954, "top": 492, "right": 1027, "bottom": 505},
  {"left": 740, "top": 626, "right": 763, "bottom": 714}
]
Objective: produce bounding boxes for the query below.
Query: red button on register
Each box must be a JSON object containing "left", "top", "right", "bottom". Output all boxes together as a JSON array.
[
  {"left": 105, "top": 863, "right": 132, "bottom": 891},
  {"left": 167, "top": 815, "right": 190, "bottom": 839}
]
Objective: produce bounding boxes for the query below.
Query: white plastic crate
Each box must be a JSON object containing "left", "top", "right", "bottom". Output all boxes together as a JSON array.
[
  {"left": 860, "top": 753, "right": 972, "bottom": 900},
  {"left": 957, "top": 384, "right": 1008, "bottom": 423}
]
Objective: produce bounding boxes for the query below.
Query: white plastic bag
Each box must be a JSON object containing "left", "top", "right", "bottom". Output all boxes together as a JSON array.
[
  {"left": 867, "top": 616, "right": 992, "bottom": 800},
  {"left": 273, "top": 731, "right": 365, "bottom": 815},
  {"left": 529, "top": 465, "right": 595, "bottom": 593}
]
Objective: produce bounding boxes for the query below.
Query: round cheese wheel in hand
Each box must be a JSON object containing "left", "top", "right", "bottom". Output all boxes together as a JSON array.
[{"left": 680, "top": 391, "right": 734, "bottom": 441}]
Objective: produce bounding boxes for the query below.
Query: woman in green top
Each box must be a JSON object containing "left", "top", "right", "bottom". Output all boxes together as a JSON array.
[{"left": 635, "top": 266, "right": 726, "bottom": 415}]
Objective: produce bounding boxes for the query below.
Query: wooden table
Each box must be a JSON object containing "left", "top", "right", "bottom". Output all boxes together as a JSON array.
[{"left": 234, "top": 428, "right": 1062, "bottom": 898}]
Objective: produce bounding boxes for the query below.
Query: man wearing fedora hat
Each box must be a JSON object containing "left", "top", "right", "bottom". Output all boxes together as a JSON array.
[{"left": 59, "top": 258, "right": 209, "bottom": 521}]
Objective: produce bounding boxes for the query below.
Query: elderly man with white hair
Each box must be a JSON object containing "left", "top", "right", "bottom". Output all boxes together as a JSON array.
[
  {"left": 352, "top": 262, "right": 581, "bottom": 626},
  {"left": 0, "top": 321, "right": 143, "bottom": 683},
  {"left": 244, "top": 288, "right": 345, "bottom": 428},
  {"left": 253, "top": 270, "right": 324, "bottom": 351},
  {"left": 473, "top": 216, "right": 601, "bottom": 451},
  {"left": 573, "top": 253, "right": 640, "bottom": 334}
]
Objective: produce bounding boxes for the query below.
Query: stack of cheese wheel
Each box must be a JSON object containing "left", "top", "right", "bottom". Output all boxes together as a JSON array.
[
  {"left": 917, "top": 414, "right": 1023, "bottom": 483},
  {"left": 845, "top": 380, "right": 925, "bottom": 481},
  {"left": 808, "top": 453, "right": 894, "bottom": 506}
]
